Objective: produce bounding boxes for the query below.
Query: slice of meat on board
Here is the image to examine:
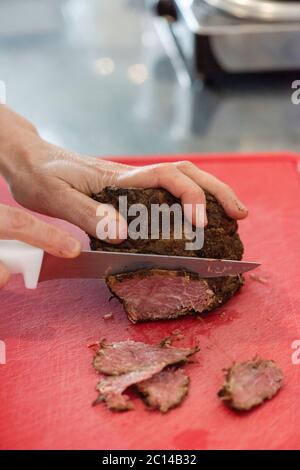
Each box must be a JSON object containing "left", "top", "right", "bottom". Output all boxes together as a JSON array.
[
  {"left": 107, "top": 269, "right": 216, "bottom": 323},
  {"left": 93, "top": 339, "right": 199, "bottom": 375},
  {"left": 94, "top": 365, "right": 166, "bottom": 411},
  {"left": 93, "top": 340, "right": 199, "bottom": 411},
  {"left": 218, "top": 358, "right": 283, "bottom": 411},
  {"left": 137, "top": 367, "right": 189, "bottom": 413}
]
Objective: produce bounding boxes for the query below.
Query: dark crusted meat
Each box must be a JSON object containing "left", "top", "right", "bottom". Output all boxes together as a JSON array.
[
  {"left": 90, "top": 187, "right": 243, "bottom": 260},
  {"left": 218, "top": 358, "right": 283, "bottom": 411},
  {"left": 90, "top": 187, "right": 244, "bottom": 322},
  {"left": 93, "top": 340, "right": 199, "bottom": 411},
  {"left": 137, "top": 367, "right": 189, "bottom": 413}
]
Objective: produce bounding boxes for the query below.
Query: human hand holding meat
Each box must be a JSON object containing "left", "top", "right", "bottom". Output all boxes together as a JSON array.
[{"left": 0, "top": 105, "right": 248, "bottom": 288}]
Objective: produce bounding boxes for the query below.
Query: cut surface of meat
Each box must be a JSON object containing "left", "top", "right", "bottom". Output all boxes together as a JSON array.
[
  {"left": 218, "top": 358, "right": 283, "bottom": 411},
  {"left": 107, "top": 269, "right": 215, "bottom": 323},
  {"left": 137, "top": 368, "right": 189, "bottom": 413},
  {"left": 93, "top": 340, "right": 199, "bottom": 411}
]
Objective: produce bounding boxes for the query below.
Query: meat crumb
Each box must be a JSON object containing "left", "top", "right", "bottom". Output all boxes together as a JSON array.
[
  {"left": 249, "top": 274, "right": 269, "bottom": 284},
  {"left": 158, "top": 337, "right": 172, "bottom": 347},
  {"left": 174, "top": 334, "right": 185, "bottom": 341},
  {"left": 170, "top": 329, "right": 185, "bottom": 341},
  {"left": 103, "top": 313, "right": 113, "bottom": 320},
  {"left": 171, "top": 329, "right": 182, "bottom": 335}
]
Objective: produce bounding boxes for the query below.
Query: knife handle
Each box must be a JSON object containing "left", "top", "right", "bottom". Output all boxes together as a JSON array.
[{"left": 0, "top": 240, "right": 44, "bottom": 289}]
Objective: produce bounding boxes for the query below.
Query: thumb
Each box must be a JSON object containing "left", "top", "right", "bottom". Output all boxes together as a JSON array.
[
  {"left": 0, "top": 261, "right": 10, "bottom": 288},
  {"left": 44, "top": 189, "right": 128, "bottom": 244}
]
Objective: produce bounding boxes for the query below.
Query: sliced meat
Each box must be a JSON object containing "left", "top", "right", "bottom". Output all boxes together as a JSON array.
[
  {"left": 107, "top": 269, "right": 242, "bottom": 323},
  {"left": 107, "top": 269, "right": 215, "bottom": 323},
  {"left": 89, "top": 187, "right": 244, "bottom": 322},
  {"left": 93, "top": 340, "right": 199, "bottom": 411},
  {"left": 218, "top": 358, "right": 283, "bottom": 411},
  {"left": 93, "top": 340, "right": 199, "bottom": 375},
  {"left": 137, "top": 368, "right": 189, "bottom": 413},
  {"left": 95, "top": 364, "right": 171, "bottom": 411}
]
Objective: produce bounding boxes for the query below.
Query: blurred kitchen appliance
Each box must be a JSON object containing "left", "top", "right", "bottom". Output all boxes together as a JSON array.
[{"left": 150, "top": 0, "right": 300, "bottom": 81}]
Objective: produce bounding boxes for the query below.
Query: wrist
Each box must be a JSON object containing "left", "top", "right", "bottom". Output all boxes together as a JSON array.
[{"left": 0, "top": 105, "right": 40, "bottom": 182}]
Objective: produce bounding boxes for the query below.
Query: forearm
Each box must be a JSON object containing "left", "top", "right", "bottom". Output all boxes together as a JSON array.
[{"left": 0, "top": 105, "right": 40, "bottom": 182}]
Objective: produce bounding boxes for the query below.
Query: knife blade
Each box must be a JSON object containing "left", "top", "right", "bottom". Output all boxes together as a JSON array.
[{"left": 38, "top": 250, "right": 260, "bottom": 283}]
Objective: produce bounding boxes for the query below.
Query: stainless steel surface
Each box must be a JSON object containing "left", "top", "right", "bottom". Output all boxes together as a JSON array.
[
  {"left": 176, "top": 0, "right": 300, "bottom": 33},
  {"left": 204, "top": 0, "right": 300, "bottom": 22},
  {"left": 38, "top": 250, "right": 260, "bottom": 282},
  {"left": 172, "top": 0, "right": 300, "bottom": 72},
  {"left": 0, "top": 0, "right": 299, "bottom": 154}
]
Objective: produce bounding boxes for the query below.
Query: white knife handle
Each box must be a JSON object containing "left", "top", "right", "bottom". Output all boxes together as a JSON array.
[{"left": 0, "top": 240, "right": 44, "bottom": 289}]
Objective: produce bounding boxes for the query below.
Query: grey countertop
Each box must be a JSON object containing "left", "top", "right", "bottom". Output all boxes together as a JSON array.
[{"left": 0, "top": 0, "right": 299, "bottom": 157}]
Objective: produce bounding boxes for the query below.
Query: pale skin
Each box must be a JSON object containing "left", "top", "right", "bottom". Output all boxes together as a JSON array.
[{"left": 0, "top": 105, "right": 248, "bottom": 288}]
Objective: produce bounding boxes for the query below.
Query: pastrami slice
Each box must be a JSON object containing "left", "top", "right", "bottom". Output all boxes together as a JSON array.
[
  {"left": 137, "top": 367, "right": 190, "bottom": 413},
  {"left": 107, "top": 269, "right": 215, "bottom": 323},
  {"left": 93, "top": 340, "right": 199, "bottom": 412},
  {"left": 95, "top": 364, "right": 170, "bottom": 411},
  {"left": 218, "top": 358, "right": 283, "bottom": 411},
  {"left": 93, "top": 339, "right": 199, "bottom": 375}
]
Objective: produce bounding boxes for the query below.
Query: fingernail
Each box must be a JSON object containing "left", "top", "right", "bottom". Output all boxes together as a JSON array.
[
  {"left": 236, "top": 200, "right": 248, "bottom": 213},
  {"left": 195, "top": 207, "right": 207, "bottom": 228},
  {"left": 63, "top": 237, "right": 81, "bottom": 255}
]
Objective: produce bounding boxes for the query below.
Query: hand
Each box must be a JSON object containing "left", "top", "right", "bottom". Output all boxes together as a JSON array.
[
  {"left": 0, "top": 106, "right": 248, "bottom": 258},
  {"left": 0, "top": 203, "right": 81, "bottom": 288}
]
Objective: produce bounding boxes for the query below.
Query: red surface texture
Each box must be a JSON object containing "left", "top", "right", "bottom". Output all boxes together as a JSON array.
[{"left": 0, "top": 153, "right": 300, "bottom": 450}]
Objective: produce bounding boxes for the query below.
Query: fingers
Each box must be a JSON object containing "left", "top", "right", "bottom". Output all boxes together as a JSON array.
[
  {"left": 42, "top": 189, "right": 128, "bottom": 244},
  {"left": 0, "top": 261, "right": 10, "bottom": 288},
  {"left": 176, "top": 161, "right": 248, "bottom": 220},
  {"left": 117, "top": 164, "right": 208, "bottom": 227},
  {"left": 117, "top": 161, "right": 248, "bottom": 223},
  {"left": 0, "top": 204, "right": 81, "bottom": 258}
]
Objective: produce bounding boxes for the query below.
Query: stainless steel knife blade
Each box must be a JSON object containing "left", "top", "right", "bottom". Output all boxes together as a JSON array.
[{"left": 38, "top": 250, "right": 260, "bottom": 283}]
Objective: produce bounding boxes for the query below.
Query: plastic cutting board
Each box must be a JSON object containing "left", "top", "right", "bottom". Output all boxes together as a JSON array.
[{"left": 0, "top": 152, "right": 300, "bottom": 450}]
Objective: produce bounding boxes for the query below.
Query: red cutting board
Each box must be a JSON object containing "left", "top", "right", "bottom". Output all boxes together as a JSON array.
[{"left": 1, "top": 153, "right": 300, "bottom": 450}]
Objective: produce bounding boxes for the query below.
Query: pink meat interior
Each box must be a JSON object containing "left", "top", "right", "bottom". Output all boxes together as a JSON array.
[
  {"left": 111, "top": 272, "right": 214, "bottom": 320},
  {"left": 230, "top": 361, "right": 283, "bottom": 409}
]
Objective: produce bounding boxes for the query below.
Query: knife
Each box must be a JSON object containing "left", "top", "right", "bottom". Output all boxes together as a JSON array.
[{"left": 0, "top": 240, "right": 260, "bottom": 289}]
